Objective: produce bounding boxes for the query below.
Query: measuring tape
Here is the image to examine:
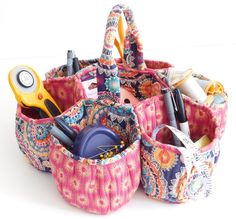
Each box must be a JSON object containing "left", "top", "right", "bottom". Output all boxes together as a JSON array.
[{"left": 152, "top": 125, "right": 212, "bottom": 199}]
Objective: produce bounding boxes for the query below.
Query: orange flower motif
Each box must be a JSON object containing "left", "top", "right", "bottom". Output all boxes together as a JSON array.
[
  {"left": 153, "top": 148, "right": 177, "bottom": 171},
  {"left": 139, "top": 80, "right": 153, "bottom": 98}
]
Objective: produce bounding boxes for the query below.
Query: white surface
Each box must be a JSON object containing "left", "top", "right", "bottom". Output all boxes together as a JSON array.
[{"left": 0, "top": 0, "right": 235, "bottom": 218}]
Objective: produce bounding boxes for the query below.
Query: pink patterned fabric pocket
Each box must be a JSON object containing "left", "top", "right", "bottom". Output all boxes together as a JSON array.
[
  {"left": 49, "top": 99, "right": 141, "bottom": 214},
  {"left": 15, "top": 60, "right": 97, "bottom": 172}
]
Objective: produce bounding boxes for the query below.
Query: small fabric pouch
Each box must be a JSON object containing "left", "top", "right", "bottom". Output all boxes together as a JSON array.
[{"left": 135, "top": 95, "right": 220, "bottom": 203}]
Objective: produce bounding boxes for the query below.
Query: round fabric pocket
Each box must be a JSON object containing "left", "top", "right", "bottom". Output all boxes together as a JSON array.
[
  {"left": 15, "top": 67, "right": 86, "bottom": 172},
  {"left": 135, "top": 95, "right": 220, "bottom": 203},
  {"left": 49, "top": 99, "right": 141, "bottom": 214}
]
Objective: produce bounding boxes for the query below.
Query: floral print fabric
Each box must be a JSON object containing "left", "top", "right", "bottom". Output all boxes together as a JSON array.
[
  {"left": 134, "top": 95, "right": 224, "bottom": 202},
  {"left": 13, "top": 3, "right": 227, "bottom": 211},
  {"left": 96, "top": 4, "right": 147, "bottom": 100}
]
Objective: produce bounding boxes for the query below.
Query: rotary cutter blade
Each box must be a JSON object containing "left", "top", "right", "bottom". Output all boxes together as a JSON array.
[{"left": 8, "top": 65, "right": 62, "bottom": 118}]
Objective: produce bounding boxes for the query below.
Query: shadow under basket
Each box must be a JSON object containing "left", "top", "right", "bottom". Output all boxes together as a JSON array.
[
  {"left": 49, "top": 99, "right": 141, "bottom": 214},
  {"left": 134, "top": 95, "right": 221, "bottom": 203}
]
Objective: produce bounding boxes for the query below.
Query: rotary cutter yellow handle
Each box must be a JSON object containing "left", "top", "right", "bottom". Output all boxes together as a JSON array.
[{"left": 8, "top": 65, "right": 62, "bottom": 118}]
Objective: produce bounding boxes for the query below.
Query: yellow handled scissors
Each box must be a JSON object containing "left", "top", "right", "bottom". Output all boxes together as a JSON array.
[{"left": 114, "top": 15, "right": 125, "bottom": 62}]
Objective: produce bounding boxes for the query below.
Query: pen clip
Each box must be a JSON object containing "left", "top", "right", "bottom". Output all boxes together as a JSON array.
[{"left": 170, "top": 89, "right": 178, "bottom": 112}]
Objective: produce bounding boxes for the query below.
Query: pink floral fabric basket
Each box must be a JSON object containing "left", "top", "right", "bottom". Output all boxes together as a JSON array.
[{"left": 13, "top": 3, "right": 228, "bottom": 213}]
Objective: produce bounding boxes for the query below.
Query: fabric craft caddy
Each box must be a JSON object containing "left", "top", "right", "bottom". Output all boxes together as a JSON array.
[{"left": 14, "top": 4, "right": 228, "bottom": 214}]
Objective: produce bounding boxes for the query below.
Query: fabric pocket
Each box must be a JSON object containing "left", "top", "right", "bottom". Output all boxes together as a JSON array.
[
  {"left": 49, "top": 99, "right": 141, "bottom": 214},
  {"left": 135, "top": 95, "right": 220, "bottom": 203}
]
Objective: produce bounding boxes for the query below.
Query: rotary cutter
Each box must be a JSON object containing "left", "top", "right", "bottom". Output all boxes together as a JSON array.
[{"left": 8, "top": 65, "right": 62, "bottom": 118}]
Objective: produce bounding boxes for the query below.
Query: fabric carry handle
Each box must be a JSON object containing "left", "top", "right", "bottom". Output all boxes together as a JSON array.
[
  {"left": 96, "top": 4, "right": 146, "bottom": 102},
  {"left": 100, "top": 4, "right": 145, "bottom": 69},
  {"left": 152, "top": 124, "right": 212, "bottom": 200}
]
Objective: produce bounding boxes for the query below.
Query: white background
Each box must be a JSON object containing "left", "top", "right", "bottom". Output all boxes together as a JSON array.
[{"left": 0, "top": 0, "right": 235, "bottom": 218}]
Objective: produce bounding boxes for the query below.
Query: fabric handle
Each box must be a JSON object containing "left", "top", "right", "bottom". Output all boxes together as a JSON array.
[{"left": 96, "top": 4, "right": 146, "bottom": 102}]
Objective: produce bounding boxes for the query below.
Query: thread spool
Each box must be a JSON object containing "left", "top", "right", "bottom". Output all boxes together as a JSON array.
[
  {"left": 194, "top": 135, "right": 211, "bottom": 148},
  {"left": 195, "top": 79, "right": 224, "bottom": 96},
  {"left": 171, "top": 69, "right": 207, "bottom": 103}
]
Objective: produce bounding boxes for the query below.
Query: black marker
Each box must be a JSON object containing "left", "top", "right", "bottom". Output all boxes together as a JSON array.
[
  {"left": 54, "top": 117, "right": 77, "bottom": 141},
  {"left": 73, "top": 51, "right": 80, "bottom": 73},
  {"left": 161, "top": 88, "right": 181, "bottom": 146},
  {"left": 174, "top": 89, "right": 190, "bottom": 137},
  {"left": 50, "top": 126, "right": 73, "bottom": 149}
]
